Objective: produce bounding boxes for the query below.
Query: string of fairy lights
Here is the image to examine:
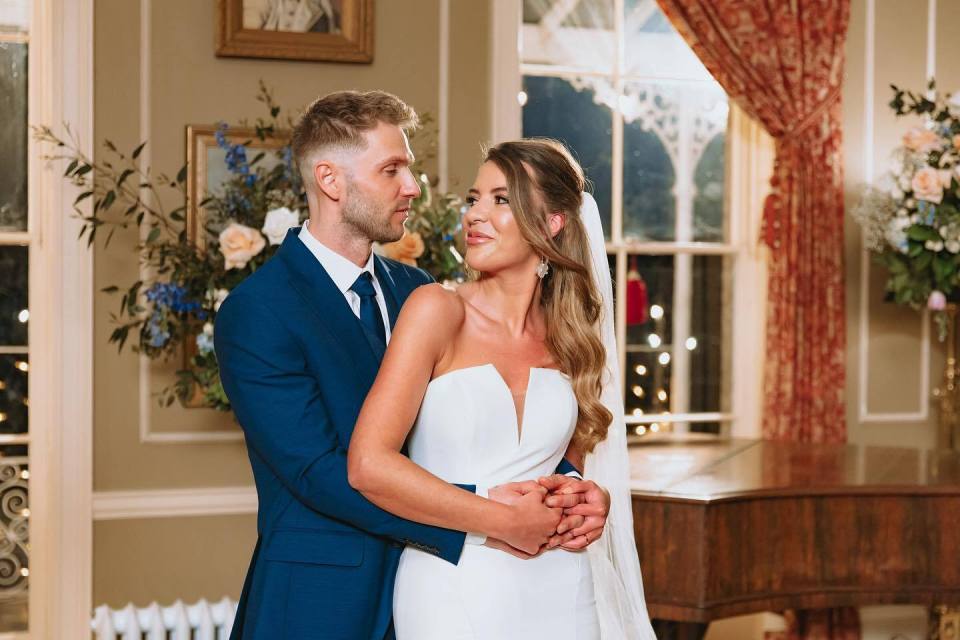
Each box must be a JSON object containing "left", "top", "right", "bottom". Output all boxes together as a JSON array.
[{"left": 626, "top": 302, "right": 700, "bottom": 436}]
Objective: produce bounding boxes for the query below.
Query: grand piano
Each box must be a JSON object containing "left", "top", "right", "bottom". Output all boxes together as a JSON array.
[{"left": 629, "top": 438, "right": 960, "bottom": 638}]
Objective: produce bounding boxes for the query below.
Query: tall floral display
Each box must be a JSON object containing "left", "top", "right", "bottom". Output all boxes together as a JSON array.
[
  {"left": 853, "top": 80, "right": 960, "bottom": 449},
  {"left": 35, "top": 86, "right": 467, "bottom": 411}
]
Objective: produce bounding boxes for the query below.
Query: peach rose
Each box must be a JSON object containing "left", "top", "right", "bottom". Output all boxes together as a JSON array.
[
  {"left": 953, "top": 134, "right": 960, "bottom": 151},
  {"left": 218, "top": 223, "right": 266, "bottom": 270},
  {"left": 902, "top": 126, "right": 941, "bottom": 153},
  {"left": 381, "top": 231, "right": 425, "bottom": 266},
  {"left": 911, "top": 167, "right": 951, "bottom": 204}
]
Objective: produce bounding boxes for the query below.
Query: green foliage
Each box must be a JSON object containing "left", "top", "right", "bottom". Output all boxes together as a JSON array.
[
  {"left": 35, "top": 83, "right": 466, "bottom": 410},
  {"left": 852, "top": 79, "right": 960, "bottom": 340}
]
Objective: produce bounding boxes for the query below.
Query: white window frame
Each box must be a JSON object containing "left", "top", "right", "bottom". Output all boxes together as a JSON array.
[
  {"left": 23, "top": 0, "right": 95, "bottom": 637},
  {"left": 489, "top": 0, "right": 766, "bottom": 438}
]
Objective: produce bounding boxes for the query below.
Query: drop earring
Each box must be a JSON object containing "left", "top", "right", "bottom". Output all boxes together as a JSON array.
[{"left": 536, "top": 256, "right": 550, "bottom": 279}]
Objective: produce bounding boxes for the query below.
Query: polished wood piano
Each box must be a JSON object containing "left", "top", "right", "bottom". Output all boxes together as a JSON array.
[{"left": 629, "top": 438, "right": 960, "bottom": 638}]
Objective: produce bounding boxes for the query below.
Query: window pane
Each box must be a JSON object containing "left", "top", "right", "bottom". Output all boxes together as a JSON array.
[
  {"left": 0, "top": 355, "right": 27, "bottom": 434},
  {"left": 622, "top": 254, "right": 730, "bottom": 427},
  {"left": 622, "top": 91, "right": 675, "bottom": 241},
  {"left": 623, "top": 0, "right": 714, "bottom": 81},
  {"left": 0, "top": 39, "right": 27, "bottom": 232},
  {"left": 0, "top": 446, "right": 27, "bottom": 632},
  {"left": 693, "top": 133, "right": 726, "bottom": 242},
  {"left": 522, "top": 75, "right": 613, "bottom": 238},
  {"left": 622, "top": 81, "right": 727, "bottom": 242},
  {"left": 0, "top": 246, "right": 27, "bottom": 346},
  {"left": 522, "top": 0, "right": 614, "bottom": 73}
]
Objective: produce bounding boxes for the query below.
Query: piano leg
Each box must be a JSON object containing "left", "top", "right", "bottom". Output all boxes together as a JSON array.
[{"left": 651, "top": 619, "right": 709, "bottom": 640}]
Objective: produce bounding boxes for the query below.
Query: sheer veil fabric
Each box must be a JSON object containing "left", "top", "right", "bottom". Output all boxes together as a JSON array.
[{"left": 580, "top": 193, "right": 657, "bottom": 639}]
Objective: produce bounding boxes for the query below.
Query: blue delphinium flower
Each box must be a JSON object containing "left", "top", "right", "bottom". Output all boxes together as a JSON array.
[
  {"left": 215, "top": 122, "right": 257, "bottom": 185},
  {"left": 145, "top": 283, "right": 203, "bottom": 315},
  {"left": 146, "top": 310, "right": 170, "bottom": 348},
  {"left": 282, "top": 145, "right": 297, "bottom": 184},
  {"left": 196, "top": 331, "right": 215, "bottom": 355}
]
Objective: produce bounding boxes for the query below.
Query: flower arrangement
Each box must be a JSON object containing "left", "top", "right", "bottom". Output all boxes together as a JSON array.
[
  {"left": 852, "top": 80, "right": 960, "bottom": 339},
  {"left": 35, "top": 84, "right": 467, "bottom": 410}
]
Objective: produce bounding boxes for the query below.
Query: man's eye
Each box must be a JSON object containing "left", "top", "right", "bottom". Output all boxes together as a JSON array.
[{"left": 385, "top": 166, "right": 398, "bottom": 174}]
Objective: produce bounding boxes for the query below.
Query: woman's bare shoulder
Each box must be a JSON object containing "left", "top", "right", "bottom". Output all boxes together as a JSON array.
[{"left": 398, "top": 282, "right": 467, "bottom": 335}]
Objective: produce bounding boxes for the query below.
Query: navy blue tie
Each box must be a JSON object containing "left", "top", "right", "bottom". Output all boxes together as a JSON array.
[{"left": 350, "top": 272, "right": 387, "bottom": 345}]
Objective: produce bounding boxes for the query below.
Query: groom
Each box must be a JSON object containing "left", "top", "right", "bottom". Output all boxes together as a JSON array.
[{"left": 214, "top": 90, "right": 610, "bottom": 640}]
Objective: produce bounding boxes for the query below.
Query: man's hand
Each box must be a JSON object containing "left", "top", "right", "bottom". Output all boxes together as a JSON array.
[
  {"left": 486, "top": 481, "right": 561, "bottom": 555},
  {"left": 488, "top": 480, "right": 546, "bottom": 506},
  {"left": 538, "top": 475, "right": 610, "bottom": 550}
]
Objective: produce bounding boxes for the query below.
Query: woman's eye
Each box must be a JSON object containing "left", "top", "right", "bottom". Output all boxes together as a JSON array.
[
  {"left": 495, "top": 195, "right": 510, "bottom": 205},
  {"left": 465, "top": 196, "right": 477, "bottom": 206}
]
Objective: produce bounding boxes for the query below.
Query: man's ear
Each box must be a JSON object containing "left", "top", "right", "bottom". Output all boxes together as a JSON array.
[
  {"left": 313, "top": 161, "right": 340, "bottom": 201},
  {"left": 548, "top": 211, "right": 566, "bottom": 238}
]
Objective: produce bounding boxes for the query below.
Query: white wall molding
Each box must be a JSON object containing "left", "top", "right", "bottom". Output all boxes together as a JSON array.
[
  {"left": 857, "top": 0, "right": 933, "bottom": 423},
  {"left": 135, "top": 0, "right": 243, "bottom": 444},
  {"left": 489, "top": 0, "right": 522, "bottom": 143},
  {"left": 29, "top": 0, "right": 95, "bottom": 635},
  {"left": 93, "top": 486, "right": 258, "bottom": 521},
  {"left": 437, "top": 0, "right": 450, "bottom": 193}
]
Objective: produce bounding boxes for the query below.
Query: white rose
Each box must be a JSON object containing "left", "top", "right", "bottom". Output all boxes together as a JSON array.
[
  {"left": 911, "top": 167, "right": 950, "bottom": 204},
  {"left": 218, "top": 223, "right": 266, "bottom": 270},
  {"left": 948, "top": 92, "right": 960, "bottom": 118},
  {"left": 897, "top": 173, "right": 913, "bottom": 190},
  {"left": 948, "top": 240, "right": 960, "bottom": 254},
  {"left": 890, "top": 185, "right": 904, "bottom": 200},
  {"left": 212, "top": 288, "right": 229, "bottom": 312},
  {"left": 261, "top": 207, "right": 301, "bottom": 246},
  {"left": 925, "top": 239, "right": 945, "bottom": 251},
  {"left": 203, "top": 322, "right": 214, "bottom": 336}
]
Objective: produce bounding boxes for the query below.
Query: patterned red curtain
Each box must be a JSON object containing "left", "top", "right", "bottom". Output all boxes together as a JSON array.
[{"left": 654, "top": 0, "right": 856, "bottom": 637}]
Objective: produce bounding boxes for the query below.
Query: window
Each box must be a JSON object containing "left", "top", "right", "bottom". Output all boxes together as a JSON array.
[
  {"left": 0, "top": 0, "right": 31, "bottom": 631},
  {"left": 518, "top": 0, "right": 735, "bottom": 436}
]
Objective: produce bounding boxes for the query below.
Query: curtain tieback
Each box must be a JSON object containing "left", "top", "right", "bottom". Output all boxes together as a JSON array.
[{"left": 779, "top": 84, "right": 842, "bottom": 142}]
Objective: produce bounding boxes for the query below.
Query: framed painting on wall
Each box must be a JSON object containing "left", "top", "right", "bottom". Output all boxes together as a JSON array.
[
  {"left": 185, "top": 124, "right": 290, "bottom": 250},
  {"left": 216, "top": 0, "right": 374, "bottom": 63}
]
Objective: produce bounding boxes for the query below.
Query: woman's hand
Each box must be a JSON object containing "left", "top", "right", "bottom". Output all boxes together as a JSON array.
[
  {"left": 496, "top": 489, "right": 563, "bottom": 555},
  {"left": 537, "top": 475, "right": 610, "bottom": 550}
]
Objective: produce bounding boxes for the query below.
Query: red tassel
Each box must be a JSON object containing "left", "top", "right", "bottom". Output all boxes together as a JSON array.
[{"left": 626, "top": 257, "right": 648, "bottom": 325}]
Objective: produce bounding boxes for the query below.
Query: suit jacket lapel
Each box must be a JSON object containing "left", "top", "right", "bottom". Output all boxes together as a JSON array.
[
  {"left": 276, "top": 229, "right": 381, "bottom": 377},
  {"left": 374, "top": 255, "right": 402, "bottom": 331}
]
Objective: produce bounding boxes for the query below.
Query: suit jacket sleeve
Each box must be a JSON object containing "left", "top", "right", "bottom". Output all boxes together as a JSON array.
[{"left": 215, "top": 292, "right": 468, "bottom": 565}]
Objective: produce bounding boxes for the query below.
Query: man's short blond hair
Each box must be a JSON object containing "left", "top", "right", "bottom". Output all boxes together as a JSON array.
[{"left": 291, "top": 90, "right": 419, "bottom": 183}]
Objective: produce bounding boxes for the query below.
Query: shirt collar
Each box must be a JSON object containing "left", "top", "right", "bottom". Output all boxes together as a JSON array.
[{"left": 298, "top": 220, "right": 376, "bottom": 294}]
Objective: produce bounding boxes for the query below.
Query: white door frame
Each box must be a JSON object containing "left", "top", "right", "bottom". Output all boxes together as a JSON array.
[{"left": 28, "top": 0, "right": 95, "bottom": 637}]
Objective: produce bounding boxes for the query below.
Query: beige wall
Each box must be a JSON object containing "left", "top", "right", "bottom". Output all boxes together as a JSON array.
[
  {"left": 844, "top": 0, "right": 960, "bottom": 451},
  {"left": 92, "top": 0, "right": 491, "bottom": 607}
]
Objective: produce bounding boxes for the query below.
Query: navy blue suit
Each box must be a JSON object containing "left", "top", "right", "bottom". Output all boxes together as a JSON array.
[{"left": 214, "top": 229, "right": 470, "bottom": 640}]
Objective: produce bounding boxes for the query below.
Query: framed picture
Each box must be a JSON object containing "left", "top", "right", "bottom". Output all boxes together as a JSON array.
[
  {"left": 216, "top": 0, "right": 374, "bottom": 63},
  {"left": 185, "top": 124, "right": 290, "bottom": 250}
]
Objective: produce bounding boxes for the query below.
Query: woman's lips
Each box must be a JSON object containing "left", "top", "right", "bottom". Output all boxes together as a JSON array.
[{"left": 466, "top": 232, "right": 493, "bottom": 246}]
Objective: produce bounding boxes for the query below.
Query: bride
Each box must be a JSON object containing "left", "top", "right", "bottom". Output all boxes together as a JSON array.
[{"left": 348, "top": 139, "right": 655, "bottom": 639}]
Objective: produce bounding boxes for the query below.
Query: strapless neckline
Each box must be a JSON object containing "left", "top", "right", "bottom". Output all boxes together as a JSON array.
[{"left": 426, "top": 364, "right": 567, "bottom": 444}]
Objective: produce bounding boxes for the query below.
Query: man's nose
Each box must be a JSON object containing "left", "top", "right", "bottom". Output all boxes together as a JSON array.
[{"left": 400, "top": 168, "right": 421, "bottom": 199}]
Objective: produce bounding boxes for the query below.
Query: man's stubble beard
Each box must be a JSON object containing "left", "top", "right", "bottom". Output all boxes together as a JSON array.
[{"left": 341, "top": 179, "right": 405, "bottom": 244}]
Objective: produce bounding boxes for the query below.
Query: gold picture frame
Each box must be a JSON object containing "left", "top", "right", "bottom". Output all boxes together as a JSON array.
[
  {"left": 185, "top": 124, "right": 290, "bottom": 250},
  {"left": 216, "top": 0, "right": 374, "bottom": 63}
]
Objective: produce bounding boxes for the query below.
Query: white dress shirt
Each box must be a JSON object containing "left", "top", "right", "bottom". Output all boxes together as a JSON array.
[{"left": 298, "top": 220, "right": 392, "bottom": 343}]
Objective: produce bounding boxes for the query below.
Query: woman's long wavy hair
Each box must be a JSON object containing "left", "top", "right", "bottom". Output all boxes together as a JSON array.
[{"left": 482, "top": 138, "right": 612, "bottom": 453}]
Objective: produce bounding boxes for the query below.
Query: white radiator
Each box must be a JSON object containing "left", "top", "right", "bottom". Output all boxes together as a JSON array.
[{"left": 91, "top": 597, "right": 238, "bottom": 640}]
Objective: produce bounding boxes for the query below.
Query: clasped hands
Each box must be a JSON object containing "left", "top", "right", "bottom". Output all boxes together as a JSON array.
[{"left": 484, "top": 475, "right": 610, "bottom": 559}]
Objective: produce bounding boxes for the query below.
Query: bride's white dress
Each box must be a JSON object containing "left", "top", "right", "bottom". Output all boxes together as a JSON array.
[{"left": 393, "top": 363, "right": 599, "bottom": 639}]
